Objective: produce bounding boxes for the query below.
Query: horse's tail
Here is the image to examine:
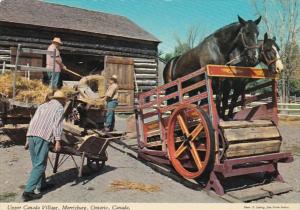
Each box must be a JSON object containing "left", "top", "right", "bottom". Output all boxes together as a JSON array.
[{"left": 163, "top": 56, "right": 179, "bottom": 84}]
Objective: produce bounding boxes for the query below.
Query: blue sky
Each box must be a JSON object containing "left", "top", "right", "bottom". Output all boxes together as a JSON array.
[{"left": 45, "top": 0, "right": 260, "bottom": 54}]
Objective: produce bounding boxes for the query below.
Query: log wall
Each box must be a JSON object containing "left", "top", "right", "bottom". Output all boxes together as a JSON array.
[{"left": 0, "top": 23, "right": 158, "bottom": 59}]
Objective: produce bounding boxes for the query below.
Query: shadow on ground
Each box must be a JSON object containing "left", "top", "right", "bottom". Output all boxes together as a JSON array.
[
  {"left": 43, "top": 164, "right": 116, "bottom": 194},
  {"left": 0, "top": 127, "right": 27, "bottom": 148}
]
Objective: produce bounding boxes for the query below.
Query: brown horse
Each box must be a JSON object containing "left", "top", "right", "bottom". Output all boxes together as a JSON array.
[{"left": 163, "top": 16, "right": 261, "bottom": 105}]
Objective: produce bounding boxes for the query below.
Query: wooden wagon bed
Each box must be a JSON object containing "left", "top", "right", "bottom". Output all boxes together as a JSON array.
[{"left": 135, "top": 65, "right": 294, "bottom": 196}]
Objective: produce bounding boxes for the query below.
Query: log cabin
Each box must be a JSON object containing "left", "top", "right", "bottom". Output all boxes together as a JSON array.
[{"left": 0, "top": 0, "right": 161, "bottom": 112}]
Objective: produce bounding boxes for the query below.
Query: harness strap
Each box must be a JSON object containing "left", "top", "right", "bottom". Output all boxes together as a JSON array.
[{"left": 260, "top": 44, "right": 279, "bottom": 66}]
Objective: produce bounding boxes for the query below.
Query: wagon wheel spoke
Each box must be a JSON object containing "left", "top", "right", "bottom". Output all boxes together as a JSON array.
[
  {"left": 190, "top": 124, "right": 203, "bottom": 141},
  {"left": 189, "top": 141, "right": 203, "bottom": 170},
  {"left": 174, "top": 142, "right": 188, "bottom": 159},
  {"left": 176, "top": 113, "right": 190, "bottom": 136}
]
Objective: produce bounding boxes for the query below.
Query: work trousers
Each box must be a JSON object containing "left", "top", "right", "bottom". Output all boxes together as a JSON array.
[
  {"left": 48, "top": 72, "right": 61, "bottom": 89},
  {"left": 105, "top": 100, "right": 118, "bottom": 131},
  {"left": 24, "top": 136, "right": 49, "bottom": 193}
]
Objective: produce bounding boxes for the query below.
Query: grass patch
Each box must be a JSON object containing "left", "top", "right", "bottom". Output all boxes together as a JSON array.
[{"left": 0, "top": 192, "right": 17, "bottom": 202}]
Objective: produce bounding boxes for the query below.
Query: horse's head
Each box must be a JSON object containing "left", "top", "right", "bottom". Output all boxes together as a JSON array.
[
  {"left": 237, "top": 15, "right": 261, "bottom": 66},
  {"left": 260, "top": 33, "right": 283, "bottom": 74}
]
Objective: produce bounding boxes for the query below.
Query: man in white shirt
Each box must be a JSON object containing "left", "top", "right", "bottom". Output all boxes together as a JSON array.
[
  {"left": 22, "top": 90, "right": 66, "bottom": 202},
  {"left": 46, "top": 37, "right": 67, "bottom": 89}
]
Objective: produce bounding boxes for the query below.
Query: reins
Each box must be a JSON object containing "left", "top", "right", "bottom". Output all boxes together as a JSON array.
[{"left": 226, "top": 30, "right": 259, "bottom": 66}]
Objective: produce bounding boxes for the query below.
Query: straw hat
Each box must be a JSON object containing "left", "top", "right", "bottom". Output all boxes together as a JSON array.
[
  {"left": 111, "top": 74, "right": 118, "bottom": 81},
  {"left": 52, "top": 37, "right": 63, "bottom": 45},
  {"left": 51, "top": 90, "right": 66, "bottom": 100}
]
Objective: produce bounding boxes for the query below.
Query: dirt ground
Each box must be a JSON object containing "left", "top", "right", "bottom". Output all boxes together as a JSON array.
[{"left": 0, "top": 118, "right": 299, "bottom": 203}]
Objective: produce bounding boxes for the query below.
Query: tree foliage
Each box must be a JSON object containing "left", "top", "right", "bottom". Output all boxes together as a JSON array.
[{"left": 252, "top": 0, "right": 300, "bottom": 101}]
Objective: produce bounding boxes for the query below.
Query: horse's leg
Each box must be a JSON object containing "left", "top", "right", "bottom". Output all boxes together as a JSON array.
[
  {"left": 221, "top": 80, "right": 231, "bottom": 120},
  {"left": 228, "top": 80, "right": 244, "bottom": 119},
  {"left": 212, "top": 78, "right": 222, "bottom": 118}
]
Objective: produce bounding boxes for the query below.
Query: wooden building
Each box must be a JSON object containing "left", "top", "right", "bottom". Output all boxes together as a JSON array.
[{"left": 0, "top": 0, "right": 160, "bottom": 112}]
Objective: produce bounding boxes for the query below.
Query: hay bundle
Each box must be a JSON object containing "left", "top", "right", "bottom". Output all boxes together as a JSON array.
[
  {"left": 60, "top": 86, "right": 78, "bottom": 98},
  {"left": 0, "top": 73, "right": 75, "bottom": 104},
  {"left": 108, "top": 180, "right": 161, "bottom": 192},
  {"left": 0, "top": 73, "right": 52, "bottom": 104}
]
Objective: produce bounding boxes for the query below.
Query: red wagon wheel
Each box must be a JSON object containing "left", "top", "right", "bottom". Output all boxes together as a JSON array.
[{"left": 167, "top": 104, "right": 215, "bottom": 179}]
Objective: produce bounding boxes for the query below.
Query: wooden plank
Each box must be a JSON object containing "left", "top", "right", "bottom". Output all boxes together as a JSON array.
[
  {"left": 138, "top": 86, "right": 157, "bottom": 91},
  {"left": 117, "top": 89, "right": 134, "bottom": 107},
  {"left": 7, "top": 99, "right": 38, "bottom": 108},
  {"left": 63, "top": 122, "right": 85, "bottom": 136},
  {"left": 181, "top": 80, "right": 206, "bottom": 94},
  {"left": 147, "top": 129, "right": 160, "bottom": 137},
  {"left": 134, "top": 58, "right": 156, "bottom": 63},
  {"left": 134, "top": 63, "right": 157, "bottom": 68},
  {"left": 223, "top": 126, "right": 280, "bottom": 142},
  {"left": 135, "top": 68, "right": 157, "bottom": 74},
  {"left": 261, "top": 182, "right": 293, "bottom": 195},
  {"left": 218, "top": 194, "right": 241, "bottom": 203},
  {"left": 226, "top": 140, "right": 281, "bottom": 158},
  {"left": 227, "top": 186, "right": 270, "bottom": 202},
  {"left": 219, "top": 120, "right": 273, "bottom": 129},
  {"left": 21, "top": 48, "right": 54, "bottom": 55},
  {"left": 106, "top": 56, "right": 134, "bottom": 65},
  {"left": 136, "top": 80, "right": 157, "bottom": 86},
  {"left": 136, "top": 74, "right": 157, "bottom": 79},
  {"left": 17, "top": 65, "right": 52, "bottom": 72},
  {"left": 145, "top": 121, "right": 159, "bottom": 131},
  {"left": 206, "top": 65, "right": 278, "bottom": 79}
]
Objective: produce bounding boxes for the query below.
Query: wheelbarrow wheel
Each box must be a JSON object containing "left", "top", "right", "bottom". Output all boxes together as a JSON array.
[
  {"left": 87, "top": 158, "right": 105, "bottom": 172},
  {"left": 167, "top": 104, "right": 215, "bottom": 179}
]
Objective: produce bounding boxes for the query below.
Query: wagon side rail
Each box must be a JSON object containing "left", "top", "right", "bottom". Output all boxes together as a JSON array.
[
  {"left": 135, "top": 67, "right": 211, "bottom": 151},
  {"left": 206, "top": 65, "right": 280, "bottom": 125}
]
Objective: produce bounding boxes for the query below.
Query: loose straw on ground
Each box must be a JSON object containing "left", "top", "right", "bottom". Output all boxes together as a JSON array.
[{"left": 107, "top": 180, "right": 161, "bottom": 193}]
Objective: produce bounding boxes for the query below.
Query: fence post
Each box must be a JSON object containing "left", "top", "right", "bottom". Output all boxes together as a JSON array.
[
  {"left": 2, "top": 61, "right": 5, "bottom": 74},
  {"left": 51, "top": 49, "right": 56, "bottom": 90},
  {"left": 13, "top": 44, "right": 21, "bottom": 100},
  {"left": 27, "top": 63, "right": 30, "bottom": 80}
]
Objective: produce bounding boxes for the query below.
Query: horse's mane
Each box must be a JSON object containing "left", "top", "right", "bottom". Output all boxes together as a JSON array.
[{"left": 198, "top": 22, "right": 241, "bottom": 45}]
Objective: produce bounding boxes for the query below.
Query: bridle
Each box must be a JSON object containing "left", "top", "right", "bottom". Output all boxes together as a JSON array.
[
  {"left": 239, "top": 29, "right": 259, "bottom": 50},
  {"left": 260, "top": 43, "right": 280, "bottom": 66},
  {"left": 226, "top": 28, "right": 259, "bottom": 65}
]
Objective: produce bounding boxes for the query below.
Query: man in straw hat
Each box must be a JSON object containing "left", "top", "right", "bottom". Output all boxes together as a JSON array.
[
  {"left": 102, "top": 75, "right": 119, "bottom": 132},
  {"left": 22, "top": 90, "right": 66, "bottom": 201},
  {"left": 46, "top": 37, "right": 67, "bottom": 88}
]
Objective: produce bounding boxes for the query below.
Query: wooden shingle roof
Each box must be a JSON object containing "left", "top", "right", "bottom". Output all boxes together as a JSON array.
[{"left": 0, "top": 0, "right": 160, "bottom": 42}]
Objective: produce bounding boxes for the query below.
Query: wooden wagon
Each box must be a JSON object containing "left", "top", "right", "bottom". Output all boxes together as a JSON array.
[{"left": 135, "top": 65, "right": 293, "bottom": 196}]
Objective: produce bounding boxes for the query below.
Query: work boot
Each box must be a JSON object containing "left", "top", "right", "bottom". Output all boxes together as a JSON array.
[{"left": 22, "top": 192, "right": 42, "bottom": 202}]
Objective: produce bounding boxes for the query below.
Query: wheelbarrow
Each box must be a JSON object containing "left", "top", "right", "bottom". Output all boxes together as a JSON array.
[{"left": 49, "top": 134, "right": 110, "bottom": 178}]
